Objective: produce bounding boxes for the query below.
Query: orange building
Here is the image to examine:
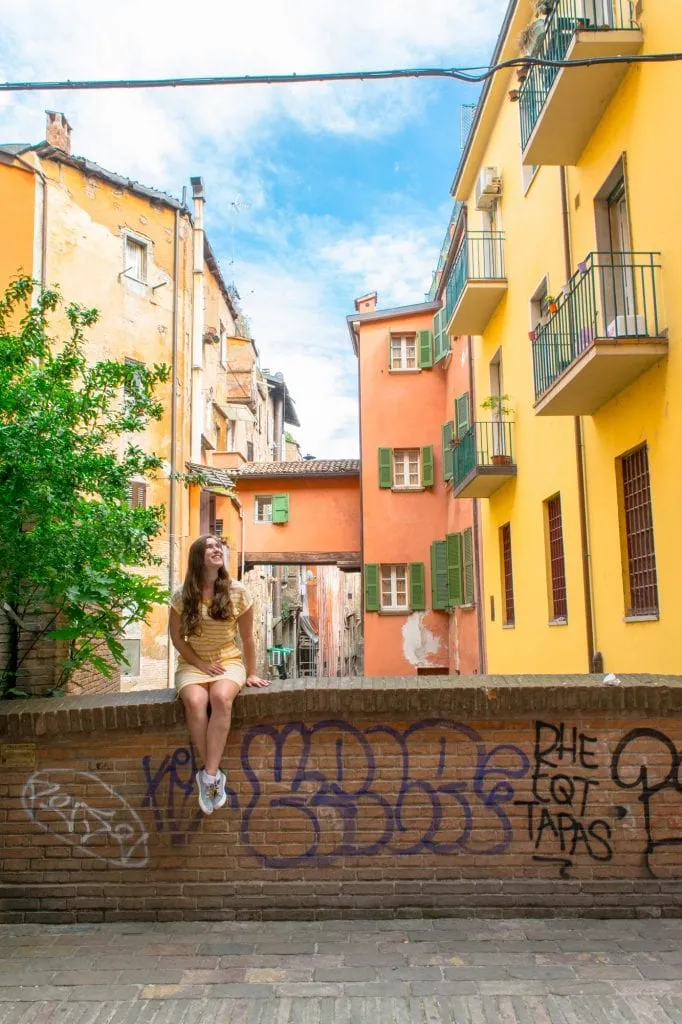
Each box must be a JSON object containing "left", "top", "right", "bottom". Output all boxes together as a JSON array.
[{"left": 348, "top": 290, "right": 482, "bottom": 677}]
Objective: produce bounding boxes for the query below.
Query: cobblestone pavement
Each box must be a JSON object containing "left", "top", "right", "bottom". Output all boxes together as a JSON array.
[{"left": 2, "top": 917, "right": 682, "bottom": 1022}]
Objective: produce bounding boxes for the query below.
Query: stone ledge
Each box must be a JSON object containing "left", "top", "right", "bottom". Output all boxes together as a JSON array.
[{"left": 1, "top": 674, "right": 682, "bottom": 738}]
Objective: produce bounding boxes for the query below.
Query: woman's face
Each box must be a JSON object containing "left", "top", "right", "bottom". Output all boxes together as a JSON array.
[{"left": 203, "top": 536, "right": 224, "bottom": 572}]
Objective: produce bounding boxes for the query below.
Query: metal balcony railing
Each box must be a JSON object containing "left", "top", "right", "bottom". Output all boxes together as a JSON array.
[
  {"left": 427, "top": 202, "right": 463, "bottom": 301},
  {"left": 519, "top": 0, "right": 639, "bottom": 151},
  {"left": 443, "top": 232, "right": 506, "bottom": 328},
  {"left": 452, "top": 421, "right": 515, "bottom": 490},
  {"left": 532, "top": 251, "right": 663, "bottom": 400}
]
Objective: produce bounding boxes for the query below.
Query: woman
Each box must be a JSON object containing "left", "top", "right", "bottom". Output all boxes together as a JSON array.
[{"left": 169, "top": 535, "right": 269, "bottom": 814}]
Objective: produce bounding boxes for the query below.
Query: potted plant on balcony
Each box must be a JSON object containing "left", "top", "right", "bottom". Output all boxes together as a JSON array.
[
  {"left": 546, "top": 295, "right": 558, "bottom": 314},
  {"left": 480, "top": 394, "right": 513, "bottom": 466}
]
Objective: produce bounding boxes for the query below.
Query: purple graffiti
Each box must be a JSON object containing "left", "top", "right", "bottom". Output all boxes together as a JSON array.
[{"left": 239, "top": 719, "right": 529, "bottom": 867}]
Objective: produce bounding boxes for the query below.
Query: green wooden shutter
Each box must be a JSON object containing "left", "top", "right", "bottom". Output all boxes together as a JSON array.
[
  {"left": 441, "top": 422, "right": 454, "bottom": 481},
  {"left": 387, "top": 332, "right": 393, "bottom": 369},
  {"left": 455, "top": 392, "right": 470, "bottom": 437},
  {"left": 430, "top": 541, "right": 450, "bottom": 610},
  {"left": 378, "top": 447, "right": 393, "bottom": 488},
  {"left": 409, "top": 563, "right": 426, "bottom": 611},
  {"left": 446, "top": 533, "right": 463, "bottom": 606},
  {"left": 421, "top": 446, "right": 434, "bottom": 487},
  {"left": 433, "top": 308, "right": 450, "bottom": 363},
  {"left": 364, "top": 564, "right": 380, "bottom": 612},
  {"left": 418, "top": 329, "right": 433, "bottom": 369},
  {"left": 272, "top": 493, "right": 290, "bottom": 523},
  {"left": 463, "top": 527, "right": 474, "bottom": 605}
]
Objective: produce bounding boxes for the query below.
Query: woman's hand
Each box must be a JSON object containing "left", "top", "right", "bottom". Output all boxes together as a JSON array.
[
  {"left": 199, "top": 659, "right": 226, "bottom": 677},
  {"left": 246, "top": 674, "right": 270, "bottom": 688}
]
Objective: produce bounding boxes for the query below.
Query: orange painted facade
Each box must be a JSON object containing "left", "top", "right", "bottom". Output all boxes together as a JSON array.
[
  {"left": 0, "top": 159, "right": 36, "bottom": 289},
  {"left": 236, "top": 474, "right": 361, "bottom": 563},
  {"left": 350, "top": 301, "right": 481, "bottom": 677}
]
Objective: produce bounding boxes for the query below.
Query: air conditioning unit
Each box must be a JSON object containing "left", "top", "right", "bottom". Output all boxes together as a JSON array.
[
  {"left": 475, "top": 167, "right": 502, "bottom": 211},
  {"left": 606, "top": 314, "right": 647, "bottom": 338}
]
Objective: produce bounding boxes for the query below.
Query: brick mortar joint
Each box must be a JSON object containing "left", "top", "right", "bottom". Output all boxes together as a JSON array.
[{"left": 1, "top": 673, "right": 682, "bottom": 736}]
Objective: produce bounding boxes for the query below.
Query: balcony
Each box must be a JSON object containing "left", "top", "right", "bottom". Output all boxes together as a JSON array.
[
  {"left": 451, "top": 421, "right": 517, "bottom": 499},
  {"left": 533, "top": 252, "right": 667, "bottom": 416},
  {"left": 444, "top": 232, "right": 507, "bottom": 337},
  {"left": 519, "top": 0, "right": 643, "bottom": 166}
]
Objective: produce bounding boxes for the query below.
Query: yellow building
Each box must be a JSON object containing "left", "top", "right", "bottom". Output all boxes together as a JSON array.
[
  {"left": 0, "top": 112, "right": 262, "bottom": 687},
  {"left": 441, "top": 0, "right": 681, "bottom": 674}
]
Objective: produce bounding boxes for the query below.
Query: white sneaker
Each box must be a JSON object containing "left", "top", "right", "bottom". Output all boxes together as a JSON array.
[
  {"left": 213, "top": 768, "right": 228, "bottom": 810},
  {"left": 196, "top": 771, "right": 217, "bottom": 815}
]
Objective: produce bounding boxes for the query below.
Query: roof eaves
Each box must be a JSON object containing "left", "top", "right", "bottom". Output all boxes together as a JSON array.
[
  {"left": 34, "top": 144, "right": 185, "bottom": 211},
  {"left": 346, "top": 299, "right": 440, "bottom": 326},
  {"left": 449, "top": 0, "right": 518, "bottom": 200},
  {"left": 203, "top": 235, "right": 238, "bottom": 322}
]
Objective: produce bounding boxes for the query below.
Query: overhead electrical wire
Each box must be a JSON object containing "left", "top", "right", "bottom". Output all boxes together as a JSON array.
[{"left": 0, "top": 52, "right": 680, "bottom": 93}]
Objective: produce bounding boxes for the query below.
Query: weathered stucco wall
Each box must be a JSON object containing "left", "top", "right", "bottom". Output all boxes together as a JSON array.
[{"left": 1, "top": 676, "right": 681, "bottom": 922}]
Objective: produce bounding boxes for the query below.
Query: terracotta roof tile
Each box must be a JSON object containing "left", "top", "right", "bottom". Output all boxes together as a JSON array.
[{"left": 232, "top": 459, "right": 359, "bottom": 479}]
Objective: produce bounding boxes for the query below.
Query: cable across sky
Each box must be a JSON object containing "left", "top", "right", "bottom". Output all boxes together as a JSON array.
[{"left": 0, "top": 52, "right": 681, "bottom": 93}]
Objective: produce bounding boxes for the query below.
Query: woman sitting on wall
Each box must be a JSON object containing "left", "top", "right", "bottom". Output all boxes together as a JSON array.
[{"left": 169, "top": 535, "right": 269, "bottom": 814}]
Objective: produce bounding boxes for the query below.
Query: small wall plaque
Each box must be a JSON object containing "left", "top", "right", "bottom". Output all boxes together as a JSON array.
[{"left": 1, "top": 743, "right": 37, "bottom": 768}]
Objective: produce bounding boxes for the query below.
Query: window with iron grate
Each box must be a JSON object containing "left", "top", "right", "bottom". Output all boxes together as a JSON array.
[
  {"left": 500, "top": 523, "right": 515, "bottom": 626},
  {"left": 127, "top": 481, "right": 147, "bottom": 508},
  {"left": 619, "top": 444, "right": 659, "bottom": 617},
  {"left": 545, "top": 494, "right": 567, "bottom": 622}
]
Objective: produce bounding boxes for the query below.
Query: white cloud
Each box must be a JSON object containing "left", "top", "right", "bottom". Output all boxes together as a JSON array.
[{"left": 0, "top": 0, "right": 507, "bottom": 456}]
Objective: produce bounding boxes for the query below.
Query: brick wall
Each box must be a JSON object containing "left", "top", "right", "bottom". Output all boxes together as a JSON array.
[{"left": 1, "top": 675, "right": 682, "bottom": 923}]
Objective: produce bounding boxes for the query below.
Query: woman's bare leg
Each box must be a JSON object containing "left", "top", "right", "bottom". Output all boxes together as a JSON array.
[
  {"left": 204, "top": 678, "right": 242, "bottom": 775},
  {"left": 179, "top": 684, "right": 210, "bottom": 765}
]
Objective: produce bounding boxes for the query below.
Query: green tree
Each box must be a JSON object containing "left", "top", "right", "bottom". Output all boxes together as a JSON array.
[{"left": 0, "top": 276, "right": 170, "bottom": 697}]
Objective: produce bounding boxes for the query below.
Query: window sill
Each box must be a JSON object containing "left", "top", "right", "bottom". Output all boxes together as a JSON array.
[
  {"left": 391, "top": 485, "right": 425, "bottom": 493},
  {"left": 502, "top": 622, "right": 515, "bottom": 629},
  {"left": 388, "top": 368, "right": 421, "bottom": 375},
  {"left": 624, "top": 613, "right": 659, "bottom": 623},
  {"left": 458, "top": 603, "right": 476, "bottom": 612},
  {"left": 378, "top": 608, "right": 410, "bottom": 616},
  {"left": 549, "top": 617, "right": 568, "bottom": 627}
]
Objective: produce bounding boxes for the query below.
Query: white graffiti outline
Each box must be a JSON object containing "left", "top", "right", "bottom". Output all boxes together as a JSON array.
[{"left": 22, "top": 770, "right": 149, "bottom": 867}]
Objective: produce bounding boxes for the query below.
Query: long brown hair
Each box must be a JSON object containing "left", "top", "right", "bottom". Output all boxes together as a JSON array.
[{"left": 180, "top": 535, "right": 233, "bottom": 637}]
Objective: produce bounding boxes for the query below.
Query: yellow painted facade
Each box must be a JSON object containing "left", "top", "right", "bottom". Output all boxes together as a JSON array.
[
  {"left": 0, "top": 116, "right": 263, "bottom": 687},
  {"left": 447, "top": 0, "right": 682, "bottom": 674}
]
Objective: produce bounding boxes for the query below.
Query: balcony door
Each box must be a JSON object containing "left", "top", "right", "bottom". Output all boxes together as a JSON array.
[{"left": 606, "top": 179, "right": 638, "bottom": 335}]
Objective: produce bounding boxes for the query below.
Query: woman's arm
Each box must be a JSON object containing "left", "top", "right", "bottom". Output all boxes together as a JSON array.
[
  {"left": 169, "top": 608, "right": 224, "bottom": 676},
  {"left": 237, "top": 605, "right": 270, "bottom": 687}
]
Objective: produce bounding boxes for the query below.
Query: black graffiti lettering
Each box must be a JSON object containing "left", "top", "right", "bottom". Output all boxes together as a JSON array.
[
  {"left": 587, "top": 820, "right": 613, "bottom": 862},
  {"left": 549, "top": 774, "right": 575, "bottom": 805},
  {"left": 578, "top": 733, "right": 598, "bottom": 770},
  {"left": 611, "top": 728, "right": 682, "bottom": 878},
  {"left": 534, "top": 807, "right": 560, "bottom": 849}
]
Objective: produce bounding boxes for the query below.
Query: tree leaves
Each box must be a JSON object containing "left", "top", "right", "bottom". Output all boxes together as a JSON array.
[{"left": 0, "top": 276, "right": 170, "bottom": 697}]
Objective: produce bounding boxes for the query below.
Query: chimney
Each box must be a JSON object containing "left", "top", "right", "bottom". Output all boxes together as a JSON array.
[
  {"left": 45, "top": 111, "right": 72, "bottom": 155},
  {"left": 354, "top": 292, "right": 377, "bottom": 313}
]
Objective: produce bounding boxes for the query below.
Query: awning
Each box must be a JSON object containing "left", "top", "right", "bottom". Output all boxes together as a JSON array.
[{"left": 218, "top": 402, "right": 255, "bottom": 423}]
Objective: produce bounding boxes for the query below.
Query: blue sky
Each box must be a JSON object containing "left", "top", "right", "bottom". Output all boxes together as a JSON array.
[{"left": 0, "top": 0, "right": 509, "bottom": 457}]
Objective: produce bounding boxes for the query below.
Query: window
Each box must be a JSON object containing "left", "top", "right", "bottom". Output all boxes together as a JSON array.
[
  {"left": 219, "top": 321, "right": 227, "bottom": 366},
  {"left": 378, "top": 447, "right": 434, "bottom": 489},
  {"left": 255, "top": 495, "right": 273, "bottom": 523},
  {"left": 364, "top": 563, "right": 424, "bottom": 613},
  {"left": 246, "top": 440, "right": 254, "bottom": 462},
  {"left": 619, "top": 445, "right": 659, "bottom": 617},
  {"left": 522, "top": 163, "right": 539, "bottom": 194},
  {"left": 390, "top": 333, "right": 417, "bottom": 370},
  {"left": 127, "top": 481, "right": 147, "bottom": 508},
  {"left": 226, "top": 420, "right": 236, "bottom": 451},
  {"left": 254, "top": 494, "right": 289, "bottom": 524},
  {"left": 442, "top": 421, "right": 455, "bottom": 481},
  {"left": 455, "top": 392, "right": 470, "bottom": 438},
  {"left": 123, "top": 357, "right": 145, "bottom": 407},
  {"left": 463, "top": 527, "right": 475, "bottom": 606},
  {"left": 214, "top": 518, "right": 224, "bottom": 539},
  {"left": 124, "top": 235, "right": 147, "bottom": 283},
  {"left": 121, "top": 638, "right": 141, "bottom": 677},
  {"left": 393, "top": 449, "right": 421, "bottom": 488},
  {"left": 500, "top": 523, "right": 515, "bottom": 626},
  {"left": 545, "top": 495, "right": 568, "bottom": 621},
  {"left": 380, "top": 564, "right": 408, "bottom": 612},
  {"left": 433, "top": 308, "right": 450, "bottom": 363}
]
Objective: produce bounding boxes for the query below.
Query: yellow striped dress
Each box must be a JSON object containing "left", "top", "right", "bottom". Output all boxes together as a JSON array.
[{"left": 170, "top": 581, "right": 252, "bottom": 692}]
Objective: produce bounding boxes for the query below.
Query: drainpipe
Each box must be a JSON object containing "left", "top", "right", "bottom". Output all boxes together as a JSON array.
[
  {"left": 190, "top": 177, "right": 205, "bottom": 463},
  {"left": 229, "top": 494, "right": 246, "bottom": 580},
  {"left": 166, "top": 202, "right": 182, "bottom": 688},
  {"left": 467, "top": 334, "right": 487, "bottom": 675},
  {"left": 560, "top": 166, "right": 596, "bottom": 672}
]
